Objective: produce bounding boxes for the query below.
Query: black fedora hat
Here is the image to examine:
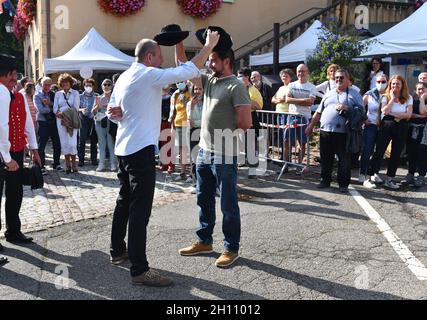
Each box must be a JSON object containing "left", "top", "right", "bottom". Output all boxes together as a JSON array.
[
  {"left": 195, "top": 26, "right": 233, "bottom": 52},
  {"left": 154, "top": 24, "right": 190, "bottom": 46},
  {"left": 22, "top": 164, "right": 44, "bottom": 190},
  {"left": 0, "top": 54, "right": 17, "bottom": 69}
]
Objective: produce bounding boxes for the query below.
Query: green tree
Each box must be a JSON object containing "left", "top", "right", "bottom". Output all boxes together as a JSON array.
[
  {"left": 307, "top": 18, "right": 375, "bottom": 89},
  {"left": 0, "top": 0, "right": 24, "bottom": 73}
]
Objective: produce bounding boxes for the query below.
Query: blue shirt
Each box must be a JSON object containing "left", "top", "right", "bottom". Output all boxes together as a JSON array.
[
  {"left": 317, "top": 87, "right": 364, "bottom": 133},
  {"left": 80, "top": 92, "right": 98, "bottom": 118},
  {"left": 33, "top": 91, "right": 54, "bottom": 122}
]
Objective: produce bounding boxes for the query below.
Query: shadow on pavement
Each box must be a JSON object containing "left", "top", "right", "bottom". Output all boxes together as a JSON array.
[
  {"left": 1, "top": 245, "right": 263, "bottom": 300},
  {"left": 238, "top": 257, "right": 405, "bottom": 300}
]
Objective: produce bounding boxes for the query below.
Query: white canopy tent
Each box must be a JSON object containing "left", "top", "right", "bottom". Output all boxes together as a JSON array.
[
  {"left": 360, "top": 3, "right": 427, "bottom": 57},
  {"left": 44, "top": 28, "right": 134, "bottom": 74},
  {"left": 249, "top": 20, "right": 323, "bottom": 67}
]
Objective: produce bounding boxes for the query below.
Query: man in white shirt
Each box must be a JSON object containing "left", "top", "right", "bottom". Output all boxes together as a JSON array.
[
  {"left": 0, "top": 54, "right": 20, "bottom": 265},
  {"left": 107, "top": 30, "right": 220, "bottom": 287},
  {"left": 3, "top": 68, "right": 40, "bottom": 245},
  {"left": 286, "top": 64, "right": 317, "bottom": 163}
]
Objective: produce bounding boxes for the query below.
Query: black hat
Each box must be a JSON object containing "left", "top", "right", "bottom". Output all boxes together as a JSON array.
[
  {"left": 0, "top": 54, "right": 17, "bottom": 70},
  {"left": 154, "top": 24, "right": 190, "bottom": 46},
  {"left": 22, "top": 164, "right": 44, "bottom": 190},
  {"left": 195, "top": 26, "right": 233, "bottom": 52}
]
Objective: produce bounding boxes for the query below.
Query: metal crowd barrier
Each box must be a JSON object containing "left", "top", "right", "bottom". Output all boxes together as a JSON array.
[{"left": 255, "top": 110, "right": 311, "bottom": 181}]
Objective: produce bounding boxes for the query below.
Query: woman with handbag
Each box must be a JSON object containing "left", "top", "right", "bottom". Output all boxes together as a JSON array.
[
  {"left": 93, "top": 79, "right": 117, "bottom": 172},
  {"left": 53, "top": 73, "right": 80, "bottom": 174}
]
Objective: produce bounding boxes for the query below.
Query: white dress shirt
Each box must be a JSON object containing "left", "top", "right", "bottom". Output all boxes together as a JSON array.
[
  {"left": 0, "top": 83, "right": 11, "bottom": 163},
  {"left": 109, "top": 61, "right": 200, "bottom": 157}
]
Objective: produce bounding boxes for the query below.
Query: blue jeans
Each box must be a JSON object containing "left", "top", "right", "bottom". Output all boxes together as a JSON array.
[
  {"left": 95, "top": 121, "right": 117, "bottom": 168},
  {"left": 195, "top": 148, "right": 240, "bottom": 253},
  {"left": 360, "top": 124, "right": 378, "bottom": 175}
]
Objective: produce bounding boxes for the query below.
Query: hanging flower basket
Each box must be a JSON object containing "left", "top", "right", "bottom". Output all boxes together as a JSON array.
[
  {"left": 98, "top": 0, "right": 145, "bottom": 17},
  {"left": 19, "top": 0, "right": 37, "bottom": 25},
  {"left": 13, "top": 15, "right": 27, "bottom": 40},
  {"left": 13, "top": 0, "right": 37, "bottom": 40},
  {"left": 176, "top": 0, "right": 221, "bottom": 19}
]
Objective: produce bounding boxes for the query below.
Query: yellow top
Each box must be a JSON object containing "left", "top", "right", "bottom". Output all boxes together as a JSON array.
[
  {"left": 274, "top": 85, "right": 289, "bottom": 113},
  {"left": 171, "top": 91, "right": 191, "bottom": 127},
  {"left": 248, "top": 85, "right": 263, "bottom": 112}
]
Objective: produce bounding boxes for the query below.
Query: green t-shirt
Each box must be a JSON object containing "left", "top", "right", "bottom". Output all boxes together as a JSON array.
[{"left": 200, "top": 74, "right": 251, "bottom": 156}]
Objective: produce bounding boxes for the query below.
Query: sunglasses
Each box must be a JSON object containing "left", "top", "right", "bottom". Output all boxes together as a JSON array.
[
  {"left": 376, "top": 80, "right": 387, "bottom": 84},
  {"left": 335, "top": 76, "right": 345, "bottom": 80},
  {"left": 103, "top": 83, "right": 112, "bottom": 87}
]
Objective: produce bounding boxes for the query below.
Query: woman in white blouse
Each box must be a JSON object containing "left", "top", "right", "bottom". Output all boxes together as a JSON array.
[
  {"left": 54, "top": 73, "right": 80, "bottom": 173},
  {"left": 316, "top": 64, "right": 340, "bottom": 98},
  {"left": 365, "top": 75, "right": 413, "bottom": 189}
]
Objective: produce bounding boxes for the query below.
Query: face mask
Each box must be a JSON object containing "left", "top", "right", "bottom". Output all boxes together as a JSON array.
[
  {"left": 177, "top": 83, "right": 186, "bottom": 91},
  {"left": 376, "top": 83, "right": 387, "bottom": 92},
  {"left": 85, "top": 86, "right": 93, "bottom": 94}
]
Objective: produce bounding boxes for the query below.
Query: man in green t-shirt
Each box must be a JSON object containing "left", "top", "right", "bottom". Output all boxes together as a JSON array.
[{"left": 177, "top": 29, "right": 252, "bottom": 267}]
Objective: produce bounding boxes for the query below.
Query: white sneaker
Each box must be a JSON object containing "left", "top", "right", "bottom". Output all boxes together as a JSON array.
[
  {"left": 384, "top": 178, "right": 399, "bottom": 190},
  {"left": 363, "top": 179, "right": 377, "bottom": 189},
  {"left": 96, "top": 165, "right": 105, "bottom": 172},
  {"left": 189, "top": 186, "right": 196, "bottom": 194},
  {"left": 110, "top": 165, "right": 118, "bottom": 172},
  {"left": 358, "top": 174, "right": 366, "bottom": 183},
  {"left": 373, "top": 173, "right": 383, "bottom": 183}
]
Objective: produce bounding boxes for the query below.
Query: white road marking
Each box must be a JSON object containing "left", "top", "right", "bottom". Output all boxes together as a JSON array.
[{"left": 349, "top": 186, "right": 427, "bottom": 281}]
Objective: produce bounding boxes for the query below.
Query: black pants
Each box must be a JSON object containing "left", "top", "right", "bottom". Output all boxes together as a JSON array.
[
  {"left": 368, "top": 120, "right": 408, "bottom": 178},
  {"left": 407, "top": 125, "right": 427, "bottom": 176},
  {"left": 78, "top": 115, "right": 98, "bottom": 164},
  {"left": 320, "top": 131, "right": 351, "bottom": 187},
  {"left": 38, "top": 120, "right": 61, "bottom": 167},
  {"left": 0, "top": 151, "right": 24, "bottom": 236},
  {"left": 110, "top": 145, "right": 156, "bottom": 277}
]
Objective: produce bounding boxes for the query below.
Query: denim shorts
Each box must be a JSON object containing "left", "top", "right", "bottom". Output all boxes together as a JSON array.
[{"left": 284, "top": 115, "right": 308, "bottom": 145}]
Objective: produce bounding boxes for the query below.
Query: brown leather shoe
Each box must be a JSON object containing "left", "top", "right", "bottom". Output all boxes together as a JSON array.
[
  {"left": 215, "top": 251, "right": 239, "bottom": 268},
  {"left": 178, "top": 241, "right": 213, "bottom": 256},
  {"left": 131, "top": 269, "right": 173, "bottom": 287}
]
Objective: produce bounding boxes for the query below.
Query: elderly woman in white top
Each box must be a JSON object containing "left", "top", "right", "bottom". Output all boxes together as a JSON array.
[
  {"left": 54, "top": 73, "right": 80, "bottom": 173},
  {"left": 316, "top": 64, "right": 340, "bottom": 98},
  {"left": 359, "top": 74, "right": 388, "bottom": 183},
  {"left": 92, "top": 78, "right": 117, "bottom": 172}
]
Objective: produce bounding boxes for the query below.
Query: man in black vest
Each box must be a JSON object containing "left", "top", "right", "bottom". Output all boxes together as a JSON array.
[{"left": 0, "top": 54, "right": 19, "bottom": 265}]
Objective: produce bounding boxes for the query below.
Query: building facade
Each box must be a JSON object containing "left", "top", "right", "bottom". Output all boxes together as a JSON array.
[{"left": 24, "top": 0, "right": 330, "bottom": 79}]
